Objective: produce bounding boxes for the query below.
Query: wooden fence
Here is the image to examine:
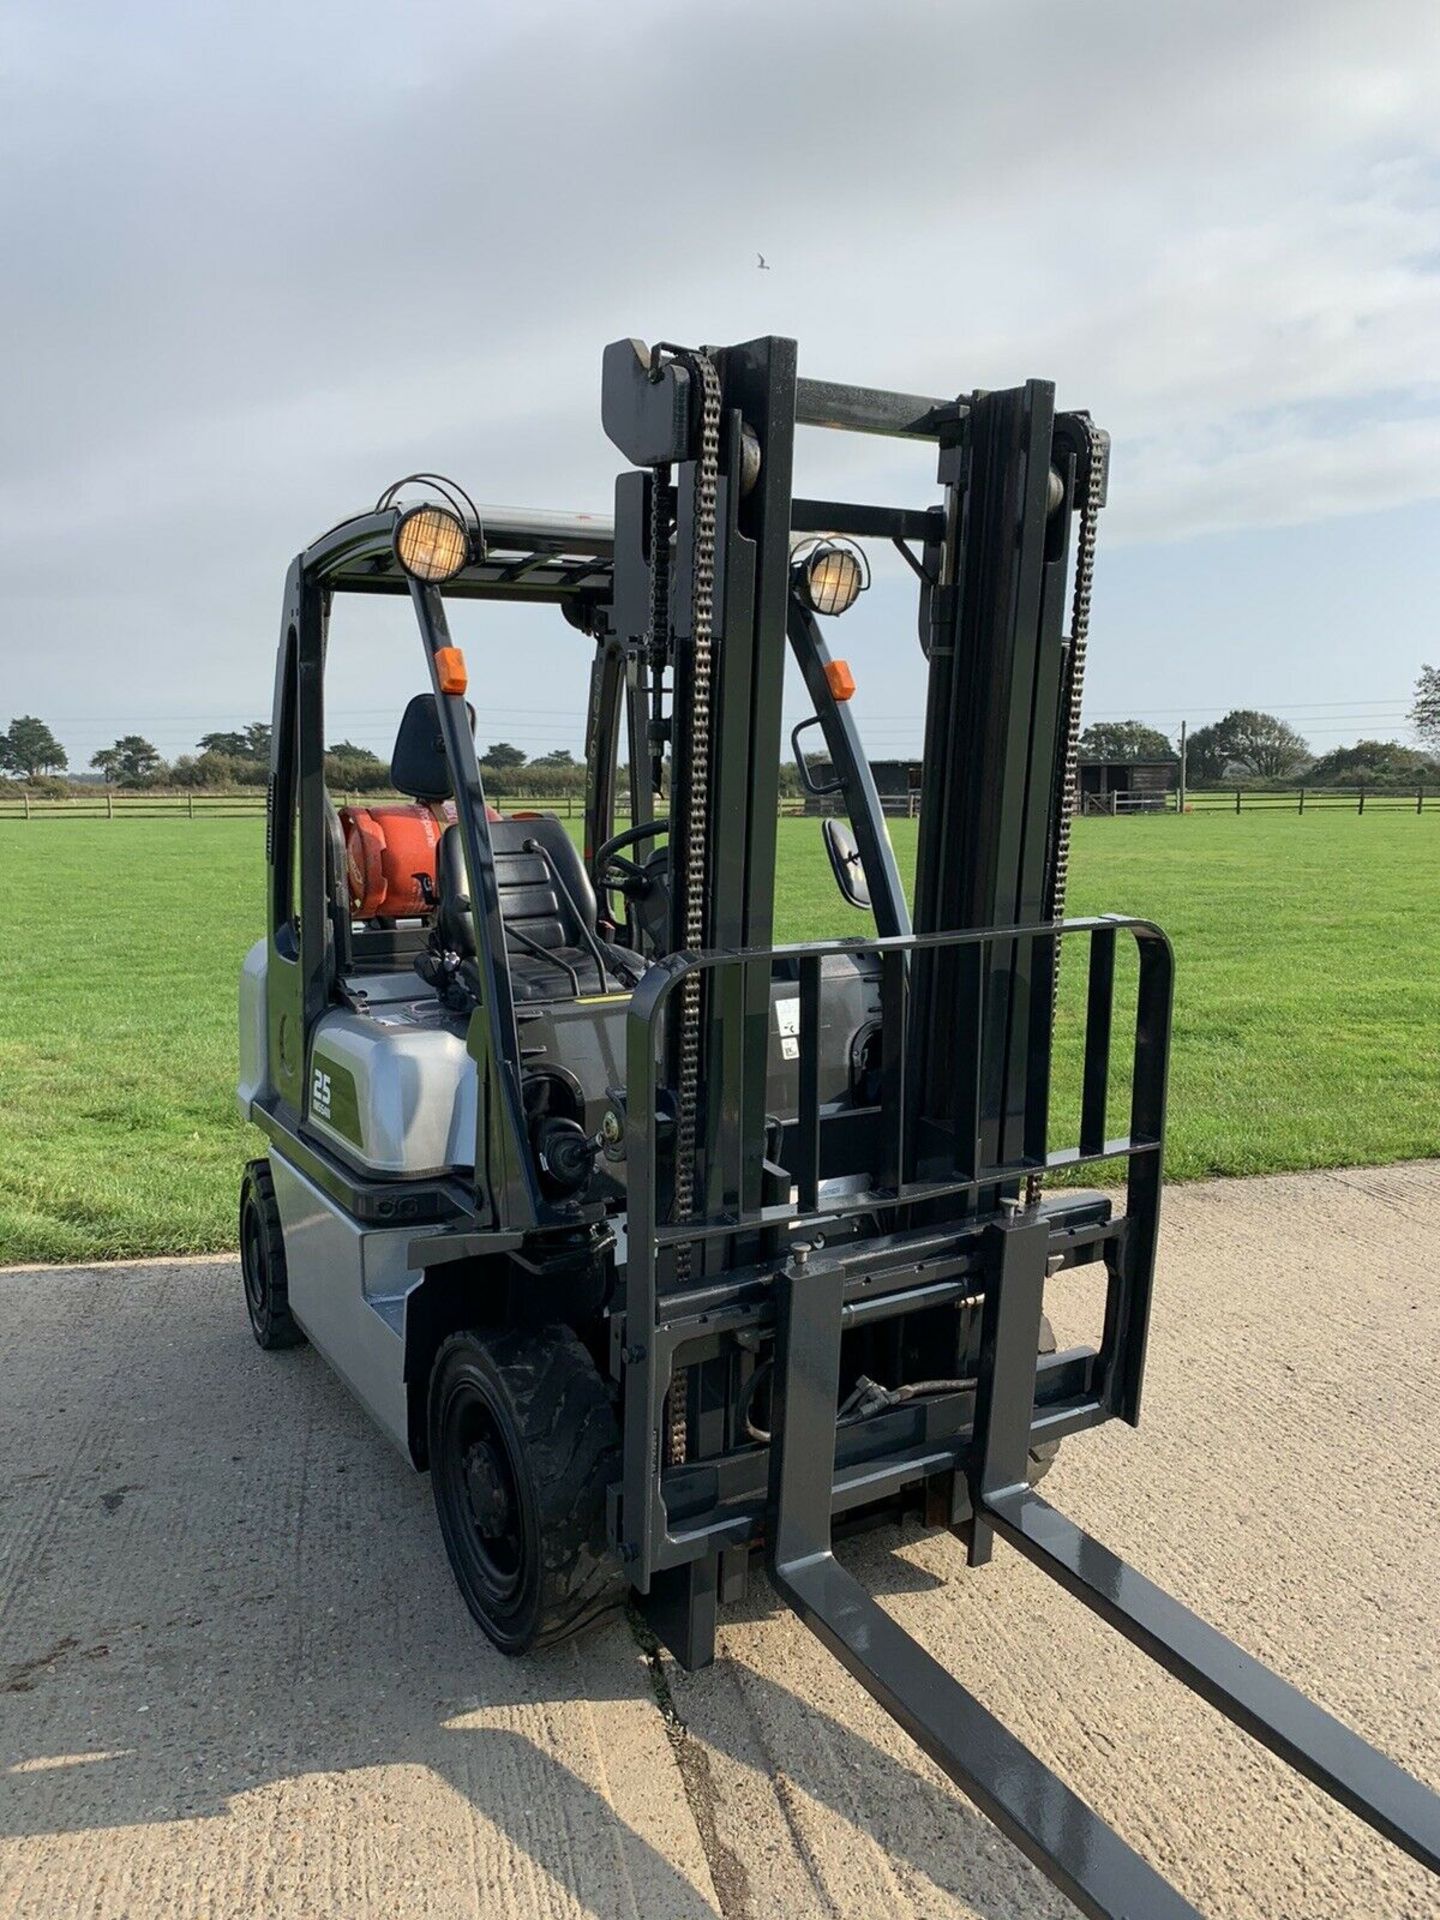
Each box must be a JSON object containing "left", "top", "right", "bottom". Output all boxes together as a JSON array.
[
  {"left": 1183, "top": 787, "right": 1432, "bottom": 815},
  {"left": 2, "top": 786, "right": 1432, "bottom": 823},
  {"left": 1089, "top": 786, "right": 1434, "bottom": 816},
  {"left": 0, "top": 791, "right": 588, "bottom": 822}
]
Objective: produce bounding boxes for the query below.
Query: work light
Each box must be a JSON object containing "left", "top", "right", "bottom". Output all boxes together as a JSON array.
[
  {"left": 395, "top": 503, "right": 471, "bottom": 584},
  {"left": 794, "top": 539, "right": 868, "bottom": 616}
]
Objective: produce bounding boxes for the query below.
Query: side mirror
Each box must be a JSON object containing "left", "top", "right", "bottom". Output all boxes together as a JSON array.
[{"left": 822, "top": 818, "right": 870, "bottom": 912}]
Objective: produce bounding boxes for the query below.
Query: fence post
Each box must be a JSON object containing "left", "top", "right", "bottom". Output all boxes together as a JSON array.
[
  {"left": 1358, "top": 787, "right": 1365, "bottom": 815},
  {"left": 188, "top": 792, "right": 195, "bottom": 820},
  {"left": 23, "top": 790, "right": 30, "bottom": 821},
  {"left": 1298, "top": 787, "right": 1305, "bottom": 814},
  {"left": 1235, "top": 786, "right": 1242, "bottom": 814},
  {"left": 106, "top": 790, "right": 114, "bottom": 820},
  {"left": 1418, "top": 787, "right": 1425, "bottom": 816}
]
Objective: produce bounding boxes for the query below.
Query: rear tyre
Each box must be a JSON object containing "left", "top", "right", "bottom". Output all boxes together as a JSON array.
[
  {"left": 428, "top": 1327, "right": 626, "bottom": 1655},
  {"left": 239, "top": 1159, "right": 306, "bottom": 1351},
  {"left": 1028, "top": 1313, "right": 1060, "bottom": 1485}
]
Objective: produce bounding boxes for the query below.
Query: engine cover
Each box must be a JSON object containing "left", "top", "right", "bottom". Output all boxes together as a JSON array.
[{"left": 306, "top": 980, "right": 475, "bottom": 1176}]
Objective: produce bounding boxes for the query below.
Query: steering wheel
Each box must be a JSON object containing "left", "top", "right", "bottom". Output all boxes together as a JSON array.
[{"left": 591, "top": 817, "right": 671, "bottom": 895}]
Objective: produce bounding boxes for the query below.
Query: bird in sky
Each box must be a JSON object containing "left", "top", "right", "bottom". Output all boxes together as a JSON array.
[{"left": 756, "top": 252, "right": 770, "bottom": 270}]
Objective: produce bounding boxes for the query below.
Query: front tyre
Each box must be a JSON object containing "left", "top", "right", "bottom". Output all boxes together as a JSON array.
[
  {"left": 428, "top": 1327, "right": 626, "bottom": 1654},
  {"left": 239, "top": 1159, "right": 306, "bottom": 1351}
]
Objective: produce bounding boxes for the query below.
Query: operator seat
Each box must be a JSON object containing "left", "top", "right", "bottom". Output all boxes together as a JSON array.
[{"left": 424, "top": 819, "right": 643, "bottom": 1006}]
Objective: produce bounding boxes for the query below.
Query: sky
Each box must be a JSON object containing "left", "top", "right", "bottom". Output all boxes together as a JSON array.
[{"left": 3, "top": 0, "right": 1439, "bottom": 771}]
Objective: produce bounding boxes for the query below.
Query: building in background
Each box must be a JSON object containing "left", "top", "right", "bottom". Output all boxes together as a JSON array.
[
  {"left": 803, "top": 757, "right": 1177, "bottom": 817},
  {"left": 802, "top": 759, "right": 922, "bottom": 816},
  {"left": 1076, "top": 757, "right": 1176, "bottom": 813}
]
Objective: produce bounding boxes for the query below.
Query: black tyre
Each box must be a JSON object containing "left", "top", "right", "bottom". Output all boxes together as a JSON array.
[
  {"left": 239, "top": 1159, "right": 306, "bottom": 1351},
  {"left": 428, "top": 1326, "right": 626, "bottom": 1655},
  {"left": 1028, "top": 1313, "right": 1060, "bottom": 1485}
]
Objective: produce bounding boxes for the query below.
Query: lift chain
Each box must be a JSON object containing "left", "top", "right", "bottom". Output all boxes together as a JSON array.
[
  {"left": 1047, "top": 415, "right": 1103, "bottom": 924},
  {"left": 642, "top": 420, "right": 687, "bottom": 1468},
  {"left": 666, "top": 348, "right": 722, "bottom": 1459},
  {"left": 1027, "top": 416, "right": 1104, "bottom": 1209},
  {"left": 646, "top": 458, "right": 673, "bottom": 799}
]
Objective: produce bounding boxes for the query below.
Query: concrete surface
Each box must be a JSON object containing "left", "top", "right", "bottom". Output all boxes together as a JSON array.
[{"left": 2, "top": 1164, "right": 1437, "bottom": 1919}]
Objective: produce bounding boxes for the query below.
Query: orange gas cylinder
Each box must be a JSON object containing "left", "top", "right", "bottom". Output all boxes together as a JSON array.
[{"left": 341, "top": 804, "right": 450, "bottom": 918}]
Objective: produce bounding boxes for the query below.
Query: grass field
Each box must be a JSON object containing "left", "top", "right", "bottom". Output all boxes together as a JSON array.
[{"left": 0, "top": 812, "right": 1436, "bottom": 1265}]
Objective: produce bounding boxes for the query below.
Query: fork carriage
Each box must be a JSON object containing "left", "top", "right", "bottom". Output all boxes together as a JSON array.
[{"left": 615, "top": 916, "right": 1169, "bottom": 1632}]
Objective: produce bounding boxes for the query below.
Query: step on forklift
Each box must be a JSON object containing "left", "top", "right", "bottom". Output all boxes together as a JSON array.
[{"left": 237, "top": 336, "right": 1438, "bottom": 1915}]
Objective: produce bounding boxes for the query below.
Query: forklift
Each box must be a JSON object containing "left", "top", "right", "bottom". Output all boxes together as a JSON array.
[{"left": 237, "top": 336, "right": 1438, "bottom": 1916}]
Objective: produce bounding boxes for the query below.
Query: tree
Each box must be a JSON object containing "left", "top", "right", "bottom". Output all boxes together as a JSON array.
[
  {"left": 1304, "top": 739, "right": 1438, "bottom": 788},
  {"left": 1184, "top": 721, "right": 1228, "bottom": 783},
  {"left": 196, "top": 722, "right": 271, "bottom": 761},
  {"left": 96, "top": 734, "right": 163, "bottom": 784},
  {"left": 481, "top": 741, "right": 527, "bottom": 771},
  {"left": 324, "top": 745, "right": 389, "bottom": 792},
  {"left": 168, "top": 750, "right": 256, "bottom": 789},
  {"left": 1077, "top": 720, "right": 1174, "bottom": 762},
  {"left": 1186, "top": 709, "right": 1309, "bottom": 782},
  {"left": 1, "top": 715, "right": 68, "bottom": 779},
  {"left": 197, "top": 730, "right": 251, "bottom": 758},
  {"left": 1411, "top": 665, "right": 1440, "bottom": 749},
  {"left": 1216, "top": 709, "right": 1309, "bottom": 779},
  {"left": 531, "top": 747, "right": 580, "bottom": 768}
]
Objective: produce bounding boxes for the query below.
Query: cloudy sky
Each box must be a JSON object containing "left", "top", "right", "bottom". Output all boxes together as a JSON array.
[{"left": 4, "top": 0, "right": 1439, "bottom": 770}]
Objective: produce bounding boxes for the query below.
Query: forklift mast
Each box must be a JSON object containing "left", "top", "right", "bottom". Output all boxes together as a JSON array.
[
  {"left": 595, "top": 339, "right": 1156, "bottom": 1606},
  {"left": 592, "top": 337, "right": 1437, "bottom": 1913}
]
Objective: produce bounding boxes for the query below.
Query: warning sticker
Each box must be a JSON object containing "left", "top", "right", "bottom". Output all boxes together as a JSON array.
[{"left": 775, "top": 996, "right": 800, "bottom": 1060}]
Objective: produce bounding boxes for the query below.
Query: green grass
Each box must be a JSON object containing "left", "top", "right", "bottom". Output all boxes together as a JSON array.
[{"left": 0, "top": 812, "right": 1435, "bottom": 1264}]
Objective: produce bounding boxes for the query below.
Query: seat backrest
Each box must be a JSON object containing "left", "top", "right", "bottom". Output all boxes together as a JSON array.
[
  {"left": 390, "top": 693, "right": 454, "bottom": 802},
  {"left": 434, "top": 816, "right": 597, "bottom": 958},
  {"left": 389, "top": 692, "right": 481, "bottom": 803},
  {"left": 490, "top": 816, "right": 597, "bottom": 951}
]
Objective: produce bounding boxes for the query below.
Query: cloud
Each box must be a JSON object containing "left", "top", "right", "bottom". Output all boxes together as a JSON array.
[{"left": 1, "top": 0, "right": 1438, "bottom": 743}]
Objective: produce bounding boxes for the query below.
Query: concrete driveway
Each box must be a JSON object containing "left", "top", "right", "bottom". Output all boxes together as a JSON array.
[{"left": 2, "top": 1164, "right": 1437, "bottom": 1918}]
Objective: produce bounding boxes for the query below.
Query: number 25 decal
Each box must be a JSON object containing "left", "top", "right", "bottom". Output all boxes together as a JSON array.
[{"left": 311, "top": 1067, "right": 332, "bottom": 1119}]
